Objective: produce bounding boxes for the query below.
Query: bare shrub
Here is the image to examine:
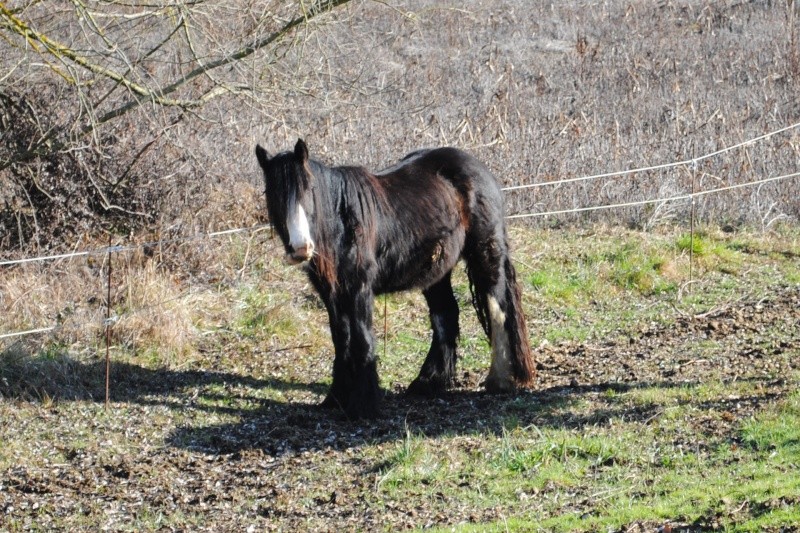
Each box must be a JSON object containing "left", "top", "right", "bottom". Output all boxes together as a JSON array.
[{"left": 0, "top": 0, "right": 351, "bottom": 255}]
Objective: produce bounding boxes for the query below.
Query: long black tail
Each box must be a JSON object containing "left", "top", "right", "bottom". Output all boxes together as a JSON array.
[{"left": 502, "top": 257, "right": 535, "bottom": 386}]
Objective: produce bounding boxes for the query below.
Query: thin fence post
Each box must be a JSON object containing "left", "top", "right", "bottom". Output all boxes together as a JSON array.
[
  {"left": 688, "top": 152, "right": 697, "bottom": 293},
  {"left": 383, "top": 294, "right": 388, "bottom": 361},
  {"left": 105, "top": 240, "right": 113, "bottom": 409}
]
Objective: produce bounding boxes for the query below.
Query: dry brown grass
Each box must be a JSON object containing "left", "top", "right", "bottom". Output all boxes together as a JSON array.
[
  {"left": 0, "top": 262, "right": 105, "bottom": 345},
  {"left": 111, "top": 260, "right": 197, "bottom": 362},
  {"left": 263, "top": 0, "right": 800, "bottom": 227}
]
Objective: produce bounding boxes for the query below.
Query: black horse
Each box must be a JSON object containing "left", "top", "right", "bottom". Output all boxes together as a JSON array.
[{"left": 255, "top": 139, "right": 535, "bottom": 419}]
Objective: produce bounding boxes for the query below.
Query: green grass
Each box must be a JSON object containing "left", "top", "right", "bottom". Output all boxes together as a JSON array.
[
  {"left": 741, "top": 393, "right": 800, "bottom": 458},
  {"left": 235, "top": 284, "right": 300, "bottom": 338},
  {"left": 512, "top": 225, "right": 800, "bottom": 347},
  {"left": 411, "top": 389, "right": 800, "bottom": 532}
]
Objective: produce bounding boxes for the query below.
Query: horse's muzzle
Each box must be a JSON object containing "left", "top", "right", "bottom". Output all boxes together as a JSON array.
[{"left": 286, "top": 243, "right": 314, "bottom": 265}]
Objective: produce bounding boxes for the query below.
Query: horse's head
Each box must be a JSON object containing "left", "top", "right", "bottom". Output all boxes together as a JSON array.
[{"left": 255, "top": 139, "right": 316, "bottom": 265}]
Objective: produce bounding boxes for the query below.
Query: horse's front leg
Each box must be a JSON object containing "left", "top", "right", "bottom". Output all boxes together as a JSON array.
[
  {"left": 320, "top": 302, "right": 352, "bottom": 412},
  {"left": 322, "top": 285, "right": 381, "bottom": 419},
  {"left": 345, "top": 285, "right": 381, "bottom": 418}
]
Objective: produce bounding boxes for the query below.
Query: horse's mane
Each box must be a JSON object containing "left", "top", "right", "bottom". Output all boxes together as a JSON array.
[{"left": 307, "top": 160, "right": 387, "bottom": 289}]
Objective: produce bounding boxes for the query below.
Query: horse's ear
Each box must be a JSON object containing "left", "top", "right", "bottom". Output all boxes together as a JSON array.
[
  {"left": 294, "top": 138, "right": 309, "bottom": 163},
  {"left": 255, "top": 144, "right": 270, "bottom": 170}
]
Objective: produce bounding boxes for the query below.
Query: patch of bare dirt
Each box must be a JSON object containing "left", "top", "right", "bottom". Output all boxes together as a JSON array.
[{"left": 537, "top": 284, "right": 800, "bottom": 390}]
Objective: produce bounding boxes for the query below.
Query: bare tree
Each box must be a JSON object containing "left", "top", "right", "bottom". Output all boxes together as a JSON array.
[{"left": 0, "top": 0, "right": 352, "bottom": 253}]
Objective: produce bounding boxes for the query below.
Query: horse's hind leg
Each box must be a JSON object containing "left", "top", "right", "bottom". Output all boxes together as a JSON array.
[
  {"left": 407, "top": 272, "right": 459, "bottom": 396},
  {"left": 466, "top": 238, "right": 535, "bottom": 393}
]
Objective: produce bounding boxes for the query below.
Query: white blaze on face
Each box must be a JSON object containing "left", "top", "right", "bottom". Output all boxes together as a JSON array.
[
  {"left": 485, "top": 295, "right": 514, "bottom": 391},
  {"left": 286, "top": 193, "right": 314, "bottom": 264}
]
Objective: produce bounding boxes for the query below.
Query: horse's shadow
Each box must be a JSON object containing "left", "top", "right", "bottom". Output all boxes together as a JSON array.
[
  {"left": 2, "top": 351, "right": 782, "bottom": 457},
  {"left": 164, "top": 376, "right": 782, "bottom": 457},
  {"left": 0, "top": 350, "right": 324, "bottom": 414}
]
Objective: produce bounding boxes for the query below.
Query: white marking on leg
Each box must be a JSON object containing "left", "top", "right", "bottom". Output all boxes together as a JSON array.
[
  {"left": 286, "top": 194, "right": 314, "bottom": 264},
  {"left": 486, "top": 296, "right": 514, "bottom": 391}
]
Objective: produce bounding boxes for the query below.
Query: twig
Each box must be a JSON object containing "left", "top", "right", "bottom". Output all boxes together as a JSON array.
[{"left": 273, "top": 344, "right": 312, "bottom": 354}]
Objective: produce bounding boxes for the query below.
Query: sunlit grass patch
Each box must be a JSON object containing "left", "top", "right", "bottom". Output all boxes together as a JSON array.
[
  {"left": 612, "top": 380, "right": 767, "bottom": 409},
  {"left": 430, "top": 400, "right": 800, "bottom": 532},
  {"left": 493, "top": 427, "right": 633, "bottom": 477},
  {"left": 601, "top": 241, "right": 677, "bottom": 295},
  {"left": 235, "top": 285, "right": 299, "bottom": 338},
  {"left": 785, "top": 262, "right": 800, "bottom": 284},
  {"left": 415, "top": 383, "right": 800, "bottom": 531},
  {"left": 528, "top": 264, "right": 598, "bottom": 304},
  {"left": 741, "top": 392, "right": 800, "bottom": 460},
  {"left": 675, "top": 229, "right": 745, "bottom": 273},
  {"left": 377, "top": 429, "right": 450, "bottom": 490}
]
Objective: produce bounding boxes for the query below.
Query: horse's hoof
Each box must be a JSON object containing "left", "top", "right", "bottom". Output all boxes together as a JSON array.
[
  {"left": 318, "top": 398, "right": 335, "bottom": 410},
  {"left": 406, "top": 376, "right": 448, "bottom": 397},
  {"left": 483, "top": 376, "right": 516, "bottom": 394},
  {"left": 345, "top": 402, "right": 380, "bottom": 420},
  {"left": 319, "top": 393, "right": 346, "bottom": 411},
  {"left": 320, "top": 396, "right": 379, "bottom": 419}
]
